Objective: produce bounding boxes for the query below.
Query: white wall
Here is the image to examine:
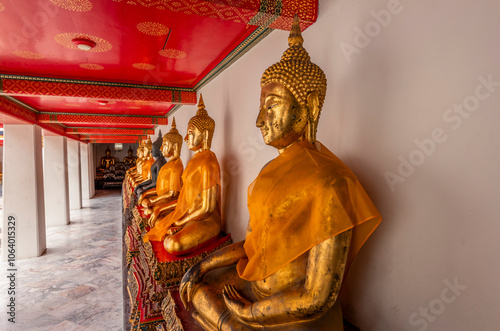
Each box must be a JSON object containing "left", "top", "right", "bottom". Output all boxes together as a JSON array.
[{"left": 163, "top": 1, "right": 500, "bottom": 330}]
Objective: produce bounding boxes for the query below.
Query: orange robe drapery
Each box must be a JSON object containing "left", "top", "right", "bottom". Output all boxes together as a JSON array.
[
  {"left": 144, "top": 150, "right": 221, "bottom": 243},
  {"left": 156, "top": 158, "right": 184, "bottom": 196},
  {"left": 141, "top": 157, "right": 154, "bottom": 180},
  {"left": 236, "top": 140, "right": 382, "bottom": 281}
]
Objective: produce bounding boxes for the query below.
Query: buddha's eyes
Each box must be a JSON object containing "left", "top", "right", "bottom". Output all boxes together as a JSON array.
[{"left": 267, "top": 103, "right": 277, "bottom": 110}]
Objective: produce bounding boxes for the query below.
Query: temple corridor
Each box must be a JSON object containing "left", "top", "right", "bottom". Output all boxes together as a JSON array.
[{"left": 0, "top": 189, "right": 123, "bottom": 331}]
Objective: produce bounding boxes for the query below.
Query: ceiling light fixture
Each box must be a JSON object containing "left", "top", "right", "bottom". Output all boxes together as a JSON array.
[
  {"left": 97, "top": 100, "right": 108, "bottom": 105},
  {"left": 72, "top": 38, "right": 96, "bottom": 51}
]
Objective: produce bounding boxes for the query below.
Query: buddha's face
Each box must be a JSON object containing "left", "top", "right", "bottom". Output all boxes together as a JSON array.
[
  {"left": 162, "top": 140, "right": 173, "bottom": 157},
  {"left": 185, "top": 124, "right": 204, "bottom": 152},
  {"left": 257, "top": 82, "right": 308, "bottom": 150},
  {"left": 106, "top": 150, "right": 111, "bottom": 157},
  {"left": 128, "top": 149, "right": 133, "bottom": 156}
]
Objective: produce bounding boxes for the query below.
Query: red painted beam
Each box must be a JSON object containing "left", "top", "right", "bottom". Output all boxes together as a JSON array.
[
  {"left": 88, "top": 139, "right": 140, "bottom": 143},
  {"left": 0, "top": 77, "right": 197, "bottom": 104},
  {"left": 66, "top": 128, "right": 155, "bottom": 135},
  {"left": 38, "top": 113, "right": 168, "bottom": 127},
  {"left": 81, "top": 135, "right": 146, "bottom": 140}
]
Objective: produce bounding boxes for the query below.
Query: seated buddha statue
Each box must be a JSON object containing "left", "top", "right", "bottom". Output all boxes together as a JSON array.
[
  {"left": 179, "top": 17, "right": 382, "bottom": 330},
  {"left": 139, "top": 118, "right": 184, "bottom": 226},
  {"left": 100, "top": 146, "right": 115, "bottom": 169},
  {"left": 135, "top": 131, "right": 167, "bottom": 196},
  {"left": 126, "top": 142, "right": 144, "bottom": 177},
  {"left": 131, "top": 137, "right": 154, "bottom": 187},
  {"left": 123, "top": 146, "right": 138, "bottom": 168},
  {"left": 144, "top": 95, "right": 222, "bottom": 257}
]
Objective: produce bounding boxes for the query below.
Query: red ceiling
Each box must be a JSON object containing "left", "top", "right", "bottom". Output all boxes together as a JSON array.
[
  {"left": 0, "top": 1, "right": 256, "bottom": 87},
  {"left": 15, "top": 96, "right": 173, "bottom": 116},
  {"left": 0, "top": 0, "right": 318, "bottom": 142}
]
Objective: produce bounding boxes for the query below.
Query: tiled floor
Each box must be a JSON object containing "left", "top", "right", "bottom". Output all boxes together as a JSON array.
[{"left": 0, "top": 189, "right": 123, "bottom": 331}]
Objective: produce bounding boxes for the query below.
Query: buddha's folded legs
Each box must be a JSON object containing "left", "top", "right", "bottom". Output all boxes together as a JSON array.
[
  {"left": 191, "top": 266, "right": 256, "bottom": 331},
  {"left": 190, "top": 265, "right": 343, "bottom": 330},
  {"left": 163, "top": 213, "right": 222, "bottom": 255}
]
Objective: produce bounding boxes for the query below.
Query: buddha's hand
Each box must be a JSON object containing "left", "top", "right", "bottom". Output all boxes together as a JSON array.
[
  {"left": 222, "top": 285, "right": 253, "bottom": 323},
  {"left": 148, "top": 210, "right": 159, "bottom": 228},
  {"left": 180, "top": 262, "right": 204, "bottom": 310},
  {"left": 166, "top": 227, "right": 182, "bottom": 235}
]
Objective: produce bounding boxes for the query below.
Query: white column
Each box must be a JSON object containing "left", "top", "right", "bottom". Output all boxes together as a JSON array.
[
  {"left": 2, "top": 124, "right": 46, "bottom": 260},
  {"left": 43, "top": 136, "right": 70, "bottom": 226},
  {"left": 88, "top": 143, "right": 95, "bottom": 198},
  {"left": 67, "top": 140, "right": 82, "bottom": 210},
  {"left": 80, "top": 142, "right": 91, "bottom": 200}
]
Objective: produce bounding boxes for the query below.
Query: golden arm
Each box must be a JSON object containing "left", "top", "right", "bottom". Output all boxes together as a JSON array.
[
  {"left": 224, "top": 230, "right": 352, "bottom": 327},
  {"left": 179, "top": 240, "right": 247, "bottom": 309}
]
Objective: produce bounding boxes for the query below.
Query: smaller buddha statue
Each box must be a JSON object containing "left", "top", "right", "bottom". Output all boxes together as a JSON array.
[
  {"left": 144, "top": 95, "right": 222, "bottom": 256},
  {"left": 135, "top": 131, "right": 167, "bottom": 196},
  {"left": 131, "top": 137, "right": 154, "bottom": 187},
  {"left": 139, "top": 118, "right": 184, "bottom": 226},
  {"left": 100, "top": 146, "right": 115, "bottom": 169},
  {"left": 126, "top": 142, "right": 144, "bottom": 178},
  {"left": 123, "top": 146, "right": 138, "bottom": 168}
]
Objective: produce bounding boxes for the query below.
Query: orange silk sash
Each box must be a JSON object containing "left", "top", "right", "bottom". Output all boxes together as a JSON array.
[
  {"left": 156, "top": 158, "right": 184, "bottom": 196},
  {"left": 236, "top": 140, "right": 382, "bottom": 281},
  {"left": 141, "top": 157, "right": 154, "bottom": 180},
  {"left": 144, "top": 150, "right": 221, "bottom": 243}
]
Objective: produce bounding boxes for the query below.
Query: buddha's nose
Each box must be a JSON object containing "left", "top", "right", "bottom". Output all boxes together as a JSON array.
[{"left": 256, "top": 109, "right": 265, "bottom": 128}]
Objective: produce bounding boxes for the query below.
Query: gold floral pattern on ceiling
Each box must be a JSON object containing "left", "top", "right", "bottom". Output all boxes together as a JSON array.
[
  {"left": 132, "top": 63, "right": 155, "bottom": 70},
  {"left": 159, "top": 49, "right": 186, "bottom": 59},
  {"left": 79, "top": 63, "right": 104, "bottom": 70},
  {"left": 137, "top": 22, "right": 170, "bottom": 36},
  {"left": 49, "top": 0, "right": 93, "bottom": 12},
  {"left": 55, "top": 33, "right": 112, "bottom": 52},
  {"left": 12, "top": 51, "right": 44, "bottom": 59}
]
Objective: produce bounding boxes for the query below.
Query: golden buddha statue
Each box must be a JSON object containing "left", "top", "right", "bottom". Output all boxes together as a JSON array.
[
  {"left": 135, "top": 131, "right": 167, "bottom": 196},
  {"left": 126, "top": 142, "right": 144, "bottom": 177},
  {"left": 131, "top": 136, "right": 154, "bottom": 187},
  {"left": 179, "top": 16, "right": 382, "bottom": 330},
  {"left": 100, "top": 146, "right": 115, "bottom": 169},
  {"left": 139, "top": 118, "right": 184, "bottom": 226},
  {"left": 144, "top": 95, "right": 223, "bottom": 256},
  {"left": 123, "top": 146, "right": 138, "bottom": 168}
]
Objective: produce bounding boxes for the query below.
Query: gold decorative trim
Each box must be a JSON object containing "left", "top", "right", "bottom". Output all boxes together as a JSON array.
[
  {"left": 132, "top": 63, "right": 155, "bottom": 70},
  {"left": 49, "top": 0, "right": 93, "bottom": 12},
  {"left": 12, "top": 51, "right": 44, "bottom": 59},
  {"left": 159, "top": 49, "right": 186, "bottom": 59},
  {"left": 79, "top": 63, "right": 104, "bottom": 70},
  {"left": 137, "top": 22, "right": 170, "bottom": 36},
  {"left": 55, "top": 33, "right": 112, "bottom": 53},
  {"left": 161, "top": 291, "right": 184, "bottom": 331}
]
